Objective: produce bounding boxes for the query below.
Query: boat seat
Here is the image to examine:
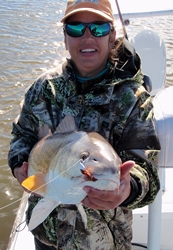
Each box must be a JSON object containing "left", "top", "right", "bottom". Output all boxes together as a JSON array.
[
  {"left": 153, "top": 86, "right": 173, "bottom": 168},
  {"left": 130, "top": 29, "right": 166, "bottom": 96}
]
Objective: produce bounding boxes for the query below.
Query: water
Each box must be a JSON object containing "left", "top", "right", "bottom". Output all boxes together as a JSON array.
[{"left": 0, "top": 1, "right": 172, "bottom": 249}]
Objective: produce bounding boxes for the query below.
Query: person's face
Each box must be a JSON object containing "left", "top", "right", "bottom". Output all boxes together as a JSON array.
[{"left": 64, "top": 12, "right": 116, "bottom": 78}]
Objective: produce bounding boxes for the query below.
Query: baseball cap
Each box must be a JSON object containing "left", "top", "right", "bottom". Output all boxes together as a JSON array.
[{"left": 61, "top": 0, "right": 114, "bottom": 23}]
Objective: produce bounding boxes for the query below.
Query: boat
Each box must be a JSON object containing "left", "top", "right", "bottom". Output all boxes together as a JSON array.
[
  {"left": 113, "top": 2, "right": 173, "bottom": 249},
  {"left": 7, "top": 1, "right": 173, "bottom": 249}
]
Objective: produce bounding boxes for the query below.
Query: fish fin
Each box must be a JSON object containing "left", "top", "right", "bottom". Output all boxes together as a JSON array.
[
  {"left": 76, "top": 203, "right": 87, "bottom": 229},
  {"left": 55, "top": 114, "right": 77, "bottom": 133},
  {"left": 21, "top": 174, "right": 47, "bottom": 196},
  {"left": 38, "top": 123, "right": 52, "bottom": 140},
  {"left": 28, "top": 198, "right": 58, "bottom": 231}
]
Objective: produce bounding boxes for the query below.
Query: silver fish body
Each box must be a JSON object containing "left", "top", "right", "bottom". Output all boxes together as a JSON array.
[
  {"left": 22, "top": 121, "right": 121, "bottom": 231},
  {"left": 27, "top": 131, "right": 120, "bottom": 202}
]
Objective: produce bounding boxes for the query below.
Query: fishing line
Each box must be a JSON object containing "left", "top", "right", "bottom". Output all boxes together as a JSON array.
[
  {"left": 0, "top": 195, "right": 30, "bottom": 211},
  {"left": 0, "top": 159, "right": 82, "bottom": 212},
  {"left": 29, "top": 159, "right": 82, "bottom": 194}
]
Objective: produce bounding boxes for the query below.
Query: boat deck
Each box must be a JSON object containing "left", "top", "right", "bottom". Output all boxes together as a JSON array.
[{"left": 132, "top": 168, "right": 173, "bottom": 250}]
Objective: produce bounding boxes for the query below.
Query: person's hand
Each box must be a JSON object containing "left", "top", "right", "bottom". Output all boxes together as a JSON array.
[
  {"left": 82, "top": 160, "right": 135, "bottom": 210},
  {"left": 13, "top": 162, "right": 30, "bottom": 192},
  {"left": 14, "top": 161, "right": 28, "bottom": 184},
  {"left": 14, "top": 162, "right": 41, "bottom": 196}
]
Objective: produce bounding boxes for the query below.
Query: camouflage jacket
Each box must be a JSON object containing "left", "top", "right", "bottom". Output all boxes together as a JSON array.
[{"left": 8, "top": 38, "right": 160, "bottom": 249}]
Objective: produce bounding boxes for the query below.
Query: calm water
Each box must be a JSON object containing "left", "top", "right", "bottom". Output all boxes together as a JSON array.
[{"left": 0, "top": 1, "right": 173, "bottom": 249}]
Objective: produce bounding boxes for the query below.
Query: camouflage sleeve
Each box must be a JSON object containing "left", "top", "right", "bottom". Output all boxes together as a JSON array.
[
  {"left": 8, "top": 69, "right": 62, "bottom": 175},
  {"left": 9, "top": 64, "right": 61, "bottom": 173},
  {"left": 115, "top": 85, "right": 161, "bottom": 209},
  {"left": 120, "top": 149, "right": 160, "bottom": 209}
]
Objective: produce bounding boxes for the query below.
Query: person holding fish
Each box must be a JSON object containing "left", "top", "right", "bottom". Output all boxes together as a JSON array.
[{"left": 8, "top": 0, "right": 161, "bottom": 249}]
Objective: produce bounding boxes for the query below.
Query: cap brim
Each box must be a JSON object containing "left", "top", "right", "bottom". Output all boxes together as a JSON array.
[{"left": 61, "top": 8, "right": 113, "bottom": 23}]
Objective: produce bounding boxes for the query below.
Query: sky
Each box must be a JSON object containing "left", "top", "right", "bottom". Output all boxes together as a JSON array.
[{"left": 111, "top": 0, "right": 173, "bottom": 14}]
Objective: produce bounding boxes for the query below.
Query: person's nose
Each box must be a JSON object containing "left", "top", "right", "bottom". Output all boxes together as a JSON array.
[{"left": 82, "top": 27, "right": 93, "bottom": 38}]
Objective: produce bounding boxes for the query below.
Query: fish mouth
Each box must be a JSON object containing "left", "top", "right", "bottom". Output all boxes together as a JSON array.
[
  {"left": 80, "top": 169, "right": 97, "bottom": 182},
  {"left": 79, "top": 162, "right": 119, "bottom": 186},
  {"left": 80, "top": 169, "right": 119, "bottom": 185},
  {"left": 79, "top": 170, "right": 120, "bottom": 191},
  {"left": 80, "top": 161, "right": 97, "bottom": 182}
]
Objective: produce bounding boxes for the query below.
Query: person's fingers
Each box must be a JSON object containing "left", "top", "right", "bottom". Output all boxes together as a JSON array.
[
  {"left": 83, "top": 186, "right": 117, "bottom": 201},
  {"left": 82, "top": 196, "right": 112, "bottom": 210},
  {"left": 120, "top": 160, "right": 135, "bottom": 180},
  {"left": 21, "top": 162, "right": 28, "bottom": 177}
]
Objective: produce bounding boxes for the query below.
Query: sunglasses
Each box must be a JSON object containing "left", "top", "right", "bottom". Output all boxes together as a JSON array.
[{"left": 64, "top": 22, "right": 113, "bottom": 38}]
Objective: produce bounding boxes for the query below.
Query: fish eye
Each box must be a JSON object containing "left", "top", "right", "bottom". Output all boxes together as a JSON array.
[{"left": 80, "top": 152, "right": 89, "bottom": 161}]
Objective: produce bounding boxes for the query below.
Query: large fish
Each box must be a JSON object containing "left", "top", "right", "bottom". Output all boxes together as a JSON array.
[{"left": 22, "top": 115, "right": 121, "bottom": 231}]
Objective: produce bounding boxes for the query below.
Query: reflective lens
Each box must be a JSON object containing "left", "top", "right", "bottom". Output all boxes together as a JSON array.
[{"left": 64, "top": 22, "right": 112, "bottom": 37}]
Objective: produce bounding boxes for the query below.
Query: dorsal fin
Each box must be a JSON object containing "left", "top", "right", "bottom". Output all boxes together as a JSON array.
[{"left": 56, "top": 115, "right": 77, "bottom": 133}]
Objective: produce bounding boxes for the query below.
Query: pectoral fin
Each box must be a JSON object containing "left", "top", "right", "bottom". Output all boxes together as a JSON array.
[
  {"left": 28, "top": 197, "right": 59, "bottom": 231},
  {"left": 76, "top": 203, "right": 87, "bottom": 229},
  {"left": 21, "top": 174, "right": 47, "bottom": 196}
]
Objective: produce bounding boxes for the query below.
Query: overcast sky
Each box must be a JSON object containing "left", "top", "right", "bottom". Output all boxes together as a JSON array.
[{"left": 111, "top": 0, "right": 173, "bottom": 14}]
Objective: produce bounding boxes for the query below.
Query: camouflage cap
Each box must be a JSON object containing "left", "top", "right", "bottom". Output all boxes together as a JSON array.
[{"left": 61, "top": 0, "right": 114, "bottom": 23}]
